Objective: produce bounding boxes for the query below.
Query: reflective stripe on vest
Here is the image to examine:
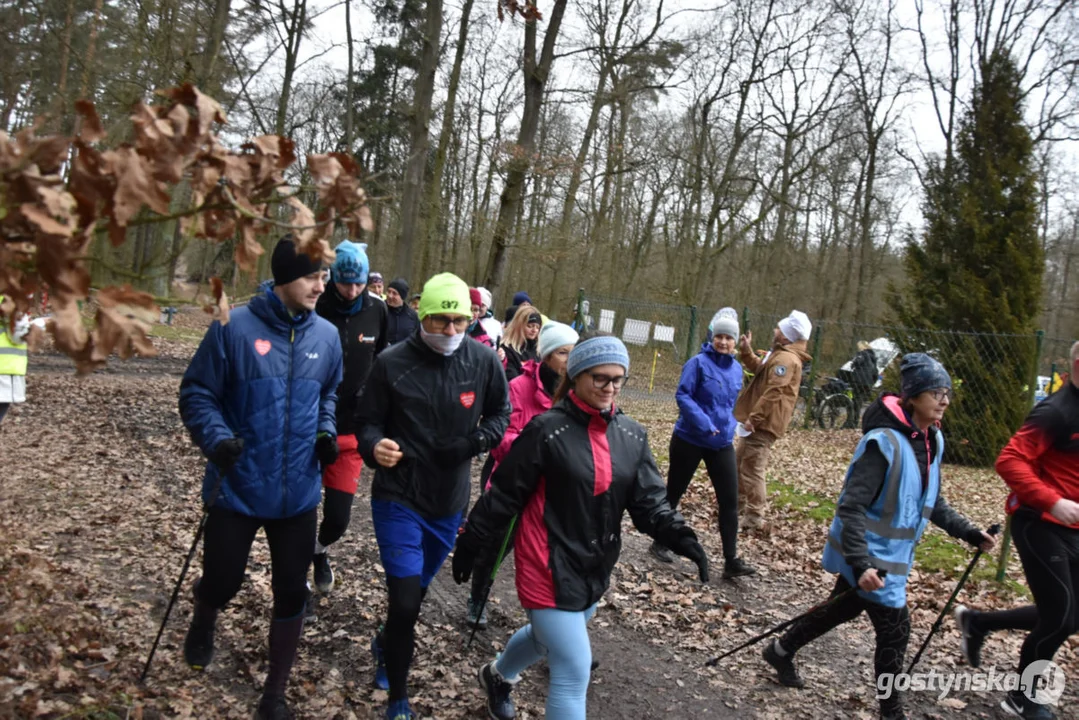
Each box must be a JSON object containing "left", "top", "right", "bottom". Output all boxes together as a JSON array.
[{"left": 826, "top": 535, "right": 910, "bottom": 576}]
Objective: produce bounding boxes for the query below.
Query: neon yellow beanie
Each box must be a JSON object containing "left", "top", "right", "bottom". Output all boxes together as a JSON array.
[{"left": 417, "top": 273, "right": 472, "bottom": 320}]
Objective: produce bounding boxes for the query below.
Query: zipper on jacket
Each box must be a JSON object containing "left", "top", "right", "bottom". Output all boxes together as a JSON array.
[
  {"left": 282, "top": 327, "right": 294, "bottom": 516},
  {"left": 923, "top": 433, "right": 931, "bottom": 493}
]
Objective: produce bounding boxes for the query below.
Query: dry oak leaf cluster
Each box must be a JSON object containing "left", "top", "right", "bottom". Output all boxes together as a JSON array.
[{"left": 0, "top": 84, "right": 372, "bottom": 372}]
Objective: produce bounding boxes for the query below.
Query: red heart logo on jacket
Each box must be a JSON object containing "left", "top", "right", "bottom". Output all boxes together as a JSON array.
[
  {"left": 254, "top": 339, "right": 272, "bottom": 356},
  {"left": 459, "top": 391, "right": 476, "bottom": 409}
]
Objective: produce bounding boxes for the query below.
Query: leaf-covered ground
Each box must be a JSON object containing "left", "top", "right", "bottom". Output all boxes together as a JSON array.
[{"left": 2, "top": 313, "right": 1075, "bottom": 718}]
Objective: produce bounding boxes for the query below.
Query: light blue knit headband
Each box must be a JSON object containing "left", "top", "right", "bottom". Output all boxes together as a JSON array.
[{"left": 567, "top": 336, "right": 630, "bottom": 380}]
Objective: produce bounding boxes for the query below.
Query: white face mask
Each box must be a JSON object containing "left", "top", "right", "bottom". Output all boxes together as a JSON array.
[{"left": 419, "top": 326, "right": 466, "bottom": 356}]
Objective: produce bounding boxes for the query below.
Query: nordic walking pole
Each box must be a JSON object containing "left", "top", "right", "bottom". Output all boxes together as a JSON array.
[
  {"left": 906, "top": 523, "right": 1001, "bottom": 674},
  {"left": 467, "top": 516, "right": 517, "bottom": 649},
  {"left": 705, "top": 570, "right": 888, "bottom": 667},
  {"left": 139, "top": 468, "right": 230, "bottom": 684}
]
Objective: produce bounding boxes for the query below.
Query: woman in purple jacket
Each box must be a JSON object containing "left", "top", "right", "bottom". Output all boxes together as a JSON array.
[{"left": 650, "top": 307, "right": 756, "bottom": 579}]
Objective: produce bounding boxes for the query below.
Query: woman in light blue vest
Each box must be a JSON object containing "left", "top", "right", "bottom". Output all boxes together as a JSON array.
[{"left": 760, "top": 353, "right": 996, "bottom": 720}]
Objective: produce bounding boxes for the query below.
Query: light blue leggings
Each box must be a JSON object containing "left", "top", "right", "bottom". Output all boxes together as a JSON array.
[{"left": 494, "top": 604, "right": 597, "bottom": 719}]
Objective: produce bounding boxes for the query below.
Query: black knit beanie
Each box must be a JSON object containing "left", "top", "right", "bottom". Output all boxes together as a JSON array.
[
  {"left": 271, "top": 235, "right": 323, "bottom": 286},
  {"left": 388, "top": 277, "right": 410, "bottom": 299}
]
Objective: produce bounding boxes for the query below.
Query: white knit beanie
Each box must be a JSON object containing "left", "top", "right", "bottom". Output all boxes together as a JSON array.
[
  {"left": 778, "top": 310, "right": 812, "bottom": 342},
  {"left": 537, "top": 321, "right": 579, "bottom": 360},
  {"left": 476, "top": 287, "right": 493, "bottom": 309}
]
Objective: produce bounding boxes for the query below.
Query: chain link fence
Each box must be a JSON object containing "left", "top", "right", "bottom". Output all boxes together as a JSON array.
[
  {"left": 576, "top": 290, "right": 1074, "bottom": 467},
  {"left": 571, "top": 292, "right": 695, "bottom": 423}
]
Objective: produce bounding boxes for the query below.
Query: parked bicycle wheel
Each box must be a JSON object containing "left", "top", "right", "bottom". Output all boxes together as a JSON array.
[
  {"left": 817, "top": 393, "right": 855, "bottom": 430},
  {"left": 788, "top": 393, "right": 809, "bottom": 431}
]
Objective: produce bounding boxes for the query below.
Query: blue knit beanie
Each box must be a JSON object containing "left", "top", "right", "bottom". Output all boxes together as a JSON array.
[
  {"left": 513, "top": 291, "right": 533, "bottom": 306},
  {"left": 567, "top": 336, "right": 630, "bottom": 380},
  {"left": 899, "top": 353, "right": 952, "bottom": 398},
  {"left": 331, "top": 240, "right": 369, "bottom": 284}
]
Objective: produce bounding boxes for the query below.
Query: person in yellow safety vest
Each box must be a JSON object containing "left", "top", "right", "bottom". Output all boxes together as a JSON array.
[{"left": 0, "top": 296, "right": 30, "bottom": 425}]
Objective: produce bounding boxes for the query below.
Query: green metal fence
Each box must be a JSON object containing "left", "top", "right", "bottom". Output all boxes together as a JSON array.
[
  {"left": 572, "top": 291, "right": 697, "bottom": 421},
  {"left": 576, "top": 290, "right": 1074, "bottom": 466}
]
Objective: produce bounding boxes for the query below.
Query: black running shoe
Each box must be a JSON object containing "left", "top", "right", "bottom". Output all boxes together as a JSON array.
[
  {"left": 183, "top": 599, "right": 217, "bottom": 670},
  {"left": 723, "top": 557, "right": 758, "bottom": 579},
  {"left": 650, "top": 541, "right": 675, "bottom": 563},
  {"left": 1001, "top": 690, "right": 1056, "bottom": 719},
  {"left": 762, "top": 639, "right": 805, "bottom": 688},
  {"left": 313, "top": 551, "right": 335, "bottom": 593},
  {"left": 479, "top": 661, "right": 517, "bottom": 720},
  {"left": 467, "top": 595, "right": 489, "bottom": 629},
  {"left": 954, "top": 604, "right": 985, "bottom": 668},
  {"left": 254, "top": 694, "right": 292, "bottom": 720}
]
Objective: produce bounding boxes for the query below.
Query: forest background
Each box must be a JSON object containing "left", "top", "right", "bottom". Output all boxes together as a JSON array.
[{"left": 3, "top": 0, "right": 1078, "bottom": 335}]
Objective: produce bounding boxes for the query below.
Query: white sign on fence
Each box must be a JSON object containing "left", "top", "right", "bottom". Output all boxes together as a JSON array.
[
  {"left": 622, "top": 319, "right": 651, "bottom": 346},
  {"left": 598, "top": 309, "right": 615, "bottom": 333},
  {"left": 654, "top": 324, "right": 675, "bottom": 343}
]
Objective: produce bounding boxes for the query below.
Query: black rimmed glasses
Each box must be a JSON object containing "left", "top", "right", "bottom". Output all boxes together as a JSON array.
[
  {"left": 426, "top": 314, "right": 471, "bottom": 333},
  {"left": 929, "top": 388, "right": 954, "bottom": 401},
  {"left": 590, "top": 372, "right": 628, "bottom": 390}
]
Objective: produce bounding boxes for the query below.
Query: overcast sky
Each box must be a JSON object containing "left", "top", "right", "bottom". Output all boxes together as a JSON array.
[{"left": 274, "top": 0, "right": 1078, "bottom": 225}]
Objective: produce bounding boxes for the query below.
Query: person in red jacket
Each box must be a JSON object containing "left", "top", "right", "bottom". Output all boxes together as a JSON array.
[
  {"left": 953, "top": 341, "right": 1079, "bottom": 720},
  {"left": 465, "top": 321, "right": 578, "bottom": 629},
  {"left": 451, "top": 335, "right": 709, "bottom": 720}
]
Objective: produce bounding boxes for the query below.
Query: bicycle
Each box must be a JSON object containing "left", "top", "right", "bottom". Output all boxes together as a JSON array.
[{"left": 789, "top": 376, "right": 859, "bottom": 430}]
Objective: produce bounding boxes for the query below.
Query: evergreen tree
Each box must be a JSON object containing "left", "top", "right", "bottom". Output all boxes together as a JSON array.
[{"left": 891, "top": 51, "right": 1044, "bottom": 465}]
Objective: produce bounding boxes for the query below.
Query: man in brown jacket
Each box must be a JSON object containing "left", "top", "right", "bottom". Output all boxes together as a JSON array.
[{"left": 734, "top": 310, "right": 813, "bottom": 530}]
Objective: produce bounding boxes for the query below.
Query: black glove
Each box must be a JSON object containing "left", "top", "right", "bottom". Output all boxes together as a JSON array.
[
  {"left": 669, "top": 529, "right": 710, "bottom": 583},
  {"left": 209, "top": 437, "right": 244, "bottom": 471},
  {"left": 432, "top": 436, "right": 478, "bottom": 467},
  {"left": 316, "top": 433, "right": 339, "bottom": 468},
  {"left": 965, "top": 523, "right": 1001, "bottom": 548},
  {"left": 452, "top": 532, "right": 480, "bottom": 585}
]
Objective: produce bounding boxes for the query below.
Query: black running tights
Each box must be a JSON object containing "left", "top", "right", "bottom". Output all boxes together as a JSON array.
[
  {"left": 666, "top": 433, "right": 739, "bottom": 560},
  {"left": 197, "top": 506, "right": 316, "bottom": 619},
  {"left": 1011, "top": 509, "right": 1079, "bottom": 672},
  {"left": 382, "top": 575, "right": 426, "bottom": 701}
]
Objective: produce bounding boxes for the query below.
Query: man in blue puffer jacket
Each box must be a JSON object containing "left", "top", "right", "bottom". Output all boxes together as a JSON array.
[
  {"left": 178, "top": 236, "right": 343, "bottom": 720},
  {"left": 650, "top": 307, "right": 757, "bottom": 580}
]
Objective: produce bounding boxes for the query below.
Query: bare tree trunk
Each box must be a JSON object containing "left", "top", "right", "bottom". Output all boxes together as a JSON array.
[
  {"left": 275, "top": 0, "right": 309, "bottom": 135},
  {"left": 482, "top": 0, "right": 569, "bottom": 302},
  {"left": 79, "top": 0, "right": 106, "bottom": 98},
  {"left": 396, "top": 0, "right": 443, "bottom": 282},
  {"left": 198, "top": 0, "right": 233, "bottom": 93},
  {"left": 51, "top": 0, "right": 76, "bottom": 130},
  {"left": 421, "top": 0, "right": 473, "bottom": 262},
  {"left": 344, "top": 0, "right": 355, "bottom": 149}
]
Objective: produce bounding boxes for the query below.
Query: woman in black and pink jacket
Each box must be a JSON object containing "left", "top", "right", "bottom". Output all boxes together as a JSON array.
[{"left": 452, "top": 335, "right": 709, "bottom": 720}]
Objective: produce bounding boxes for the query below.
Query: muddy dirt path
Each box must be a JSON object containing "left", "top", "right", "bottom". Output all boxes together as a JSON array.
[{"left": 0, "top": 353, "right": 1073, "bottom": 718}]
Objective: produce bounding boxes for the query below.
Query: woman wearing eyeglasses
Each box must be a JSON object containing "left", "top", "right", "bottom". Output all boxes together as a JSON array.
[
  {"left": 452, "top": 335, "right": 710, "bottom": 720},
  {"left": 761, "top": 353, "right": 995, "bottom": 720},
  {"left": 465, "top": 321, "right": 579, "bottom": 630},
  {"left": 501, "top": 305, "right": 543, "bottom": 381},
  {"left": 650, "top": 307, "right": 756, "bottom": 580}
]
